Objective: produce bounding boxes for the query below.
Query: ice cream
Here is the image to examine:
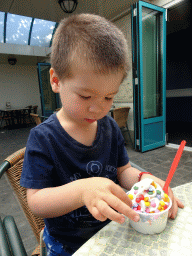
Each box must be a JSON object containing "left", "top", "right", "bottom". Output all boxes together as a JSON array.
[
  {"left": 127, "top": 178, "right": 171, "bottom": 214},
  {"left": 127, "top": 178, "right": 172, "bottom": 234}
]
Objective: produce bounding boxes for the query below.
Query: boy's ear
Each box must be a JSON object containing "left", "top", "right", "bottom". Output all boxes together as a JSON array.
[{"left": 50, "top": 68, "right": 60, "bottom": 93}]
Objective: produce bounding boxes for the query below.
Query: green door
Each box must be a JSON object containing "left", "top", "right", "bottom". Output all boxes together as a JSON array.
[
  {"left": 132, "top": 1, "right": 167, "bottom": 152},
  {"left": 37, "top": 63, "right": 61, "bottom": 117}
]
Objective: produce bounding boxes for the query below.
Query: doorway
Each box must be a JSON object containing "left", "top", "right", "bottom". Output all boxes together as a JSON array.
[
  {"left": 37, "top": 63, "right": 61, "bottom": 117},
  {"left": 166, "top": 0, "right": 192, "bottom": 147},
  {"left": 132, "top": 1, "right": 167, "bottom": 152}
]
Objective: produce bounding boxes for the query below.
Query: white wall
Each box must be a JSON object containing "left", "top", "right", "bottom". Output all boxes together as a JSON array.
[
  {"left": 114, "top": 14, "right": 133, "bottom": 104},
  {"left": 0, "top": 43, "right": 49, "bottom": 117},
  {"left": 112, "top": 14, "right": 133, "bottom": 131},
  {"left": 0, "top": 63, "right": 41, "bottom": 114}
]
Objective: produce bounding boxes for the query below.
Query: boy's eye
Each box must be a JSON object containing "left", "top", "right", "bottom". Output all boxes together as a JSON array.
[
  {"left": 79, "top": 95, "right": 91, "bottom": 100},
  {"left": 79, "top": 95, "right": 112, "bottom": 101},
  {"left": 105, "top": 97, "right": 113, "bottom": 101}
]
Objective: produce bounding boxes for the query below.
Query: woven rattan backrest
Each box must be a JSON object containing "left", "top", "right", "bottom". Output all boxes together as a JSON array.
[
  {"left": 5, "top": 148, "right": 45, "bottom": 243},
  {"left": 30, "top": 113, "right": 42, "bottom": 125},
  {"left": 33, "top": 105, "right": 38, "bottom": 114},
  {"left": 113, "top": 107, "right": 130, "bottom": 128}
]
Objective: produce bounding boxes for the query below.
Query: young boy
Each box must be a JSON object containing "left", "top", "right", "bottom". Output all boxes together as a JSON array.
[{"left": 21, "top": 14, "right": 184, "bottom": 256}]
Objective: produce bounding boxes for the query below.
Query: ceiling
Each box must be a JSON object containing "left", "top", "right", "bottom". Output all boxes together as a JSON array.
[
  {"left": 0, "top": 53, "right": 46, "bottom": 65},
  {"left": 0, "top": 0, "right": 136, "bottom": 65},
  {"left": 167, "top": 0, "right": 191, "bottom": 34},
  {"left": 0, "top": 0, "right": 190, "bottom": 66},
  {"left": 0, "top": 1, "right": 190, "bottom": 26},
  {"left": 0, "top": 0, "right": 136, "bottom": 23}
]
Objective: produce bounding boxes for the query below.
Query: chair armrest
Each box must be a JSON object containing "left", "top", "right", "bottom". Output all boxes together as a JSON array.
[
  {"left": 0, "top": 217, "right": 12, "bottom": 256},
  {"left": 129, "top": 161, "right": 147, "bottom": 173},
  {"left": 40, "top": 229, "right": 47, "bottom": 256},
  {"left": 0, "top": 161, "right": 10, "bottom": 179},
  {"left": 3, "top": 216, "right": 27, "bottom": 256}
]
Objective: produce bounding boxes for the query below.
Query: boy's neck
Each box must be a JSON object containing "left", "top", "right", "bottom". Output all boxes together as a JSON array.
[
  {"left": 56, "top": 109, "right": 96, "bottom": 130},
  {"left": 56, "top": 109, "right": 98, "bottom": 146}
]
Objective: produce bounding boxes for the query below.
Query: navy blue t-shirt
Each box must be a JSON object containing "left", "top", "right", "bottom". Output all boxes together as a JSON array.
[{"left": 20, "top": 113, "right": 129, "bottom": 254}]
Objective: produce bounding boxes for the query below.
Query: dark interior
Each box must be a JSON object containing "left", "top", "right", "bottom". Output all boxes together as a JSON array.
[{"left": 166, "top": 0, "right": 192, "bottom": 147}]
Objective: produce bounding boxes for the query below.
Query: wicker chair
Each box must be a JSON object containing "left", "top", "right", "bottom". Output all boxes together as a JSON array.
[
  {"left": 0, "top": 148, "right": 46, "bottom": 256},
  {"left": 0, "top": 215, "right": 28, "bottom": 256},
  {"left": 21, "top": 106, "right": 33, "bottom": 125},
  {"left": 0, "top": 111, "right": 12, "bottom": 128},
  {"left": 112, "top": 107, "right": 134, "bottom": 148},
  {"left": 32, "top": 106, "right": 38, "bottom": 114},
  {"left": 30, "top": 113, "right": 42, "bottom": 125}
]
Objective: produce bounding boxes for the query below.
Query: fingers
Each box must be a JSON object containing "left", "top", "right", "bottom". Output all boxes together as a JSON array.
[
  {"left": 83, "top": 178, "right": 140, "bottom": 224},
  {"left": 108, "top": 184, "right": 140, "bottom": 223},
  {"left": 91, "top": 206, "right": 108, "bottom": 222},
  {"left": 168, "top": 196, "right": 184, "bottom": 219},
  {"left": 176, "top": 197, "right": 184, "bottom": 208},
  {"left": 94, "top": 200, "right": 126, "bottom": 224},
  {"left": 111, "top": 184, "right": 133, "bottom": 208},
  {"left": 168, "top": 197, "right": 177, "bottom": 219},
  {"left": 99, "top": 193, "right": 140, "bottom": 223}
]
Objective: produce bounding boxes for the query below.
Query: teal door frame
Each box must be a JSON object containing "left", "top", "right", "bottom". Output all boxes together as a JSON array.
[
  {"left": 37, "top": 63, "right": 60, "bottom": 117},
  {"left": 132, "top": 1, "right": 167, "bottom": 152}
]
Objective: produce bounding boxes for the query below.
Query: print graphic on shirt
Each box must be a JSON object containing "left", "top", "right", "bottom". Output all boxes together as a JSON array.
[
  {"left": 104, "top": 165, "right": 117, "bottom": 180},
  {"left": 105, "top": 165, "right": 116, "bottom": 173},
  {"left": 70, "top": 172, "right": 81, "bottom": 182},
  {"left": 71, "top": 205, "right": 91, "bottom": 221},
  {"left": 86, "top": 161, "right": 103, "bottom": 176},
  {"left": 69, "top": 163, "right": 117, "bottom": 182}
]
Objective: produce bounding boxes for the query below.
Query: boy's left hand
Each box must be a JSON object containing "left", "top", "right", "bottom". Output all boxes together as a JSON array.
[{"left": 167, "top": 186, "right": 184, "bottom": 219}]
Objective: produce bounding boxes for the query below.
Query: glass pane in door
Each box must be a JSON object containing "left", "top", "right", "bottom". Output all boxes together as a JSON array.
[
  {"left": 142, "top": 7, "right": 163, "bottom": 119},
  {"left": 39, "top": 64, "right": 57, "bottom": 116}
]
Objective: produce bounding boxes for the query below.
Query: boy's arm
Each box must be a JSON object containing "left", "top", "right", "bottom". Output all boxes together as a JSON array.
[
  {"left": 117, "top": 162, "right": 184, "bottom": 219},
  {"left": 117, "top": 162, "right": 141, "bottom": 190},
  {"left": 27, "top": 179, "right": 84, "bottom": 218},
  {"left": 27, "top": 176, "right": 140, "bottom": 224}
]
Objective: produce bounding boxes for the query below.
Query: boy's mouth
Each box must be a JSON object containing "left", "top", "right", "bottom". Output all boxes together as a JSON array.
[{"left": 84, "top": 118, "right": 97, "bottom": 123}]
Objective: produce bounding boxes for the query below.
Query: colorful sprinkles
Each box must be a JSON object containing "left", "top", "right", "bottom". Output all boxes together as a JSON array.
[{"left": 128, "top": 178, "right": 170, "bottom": 214}]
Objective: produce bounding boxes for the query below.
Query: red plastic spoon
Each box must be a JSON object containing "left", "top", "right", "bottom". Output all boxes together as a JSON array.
[{"left": 163, "top": 140, "right": 186, "bottom": 194}]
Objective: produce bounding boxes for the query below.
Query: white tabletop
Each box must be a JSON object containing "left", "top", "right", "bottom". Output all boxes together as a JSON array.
[{"left": 73, "top": 182, "right": 192, "bottom": 256}]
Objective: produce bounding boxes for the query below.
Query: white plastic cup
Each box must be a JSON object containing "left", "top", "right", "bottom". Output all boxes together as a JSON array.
[{"left": 129, "top": 198, "right": 172, "bottom": 235}]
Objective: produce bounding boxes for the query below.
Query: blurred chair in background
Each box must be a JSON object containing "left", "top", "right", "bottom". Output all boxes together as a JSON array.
[
  {"left": 30, "top": 113, "right": 42, "bottom": 125},
  {"left": 32, "top": 106, "right": 38, "bottom": 114},
  {"left": 112, "top": 107, "right": 134, "bottom": 148},
  {"left": 20, "top": 105, "right": 33, "bottom": 125}
]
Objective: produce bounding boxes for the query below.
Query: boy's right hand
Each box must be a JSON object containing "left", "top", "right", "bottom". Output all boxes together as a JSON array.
[{"left": 81, "top": 177, "right": 140, "bottom": 224}]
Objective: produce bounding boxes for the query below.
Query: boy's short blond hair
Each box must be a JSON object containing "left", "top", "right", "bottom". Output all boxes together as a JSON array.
[{"left": 51, "top": 13, "right": 130, "bottom": 80}]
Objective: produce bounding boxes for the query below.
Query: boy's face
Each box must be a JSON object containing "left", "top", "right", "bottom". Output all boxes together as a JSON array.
[{"left": 50, "top": 61, "right": 124, "bottom": 126}]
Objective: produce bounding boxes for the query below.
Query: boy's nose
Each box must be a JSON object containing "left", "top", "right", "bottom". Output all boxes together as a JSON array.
[{"left": 89, "top": 102, "right": 104, "bottom": 113}]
